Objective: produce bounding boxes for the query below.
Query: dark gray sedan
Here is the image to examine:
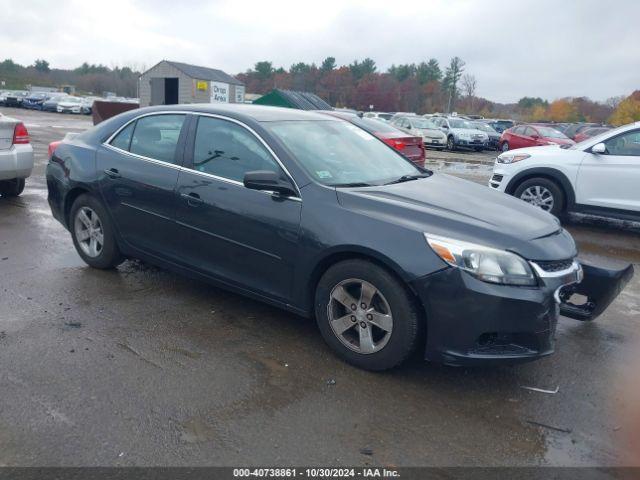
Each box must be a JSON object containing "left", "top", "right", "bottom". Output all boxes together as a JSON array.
[{"left": 45, "top": 105, "right": 632, "bottom": 370}]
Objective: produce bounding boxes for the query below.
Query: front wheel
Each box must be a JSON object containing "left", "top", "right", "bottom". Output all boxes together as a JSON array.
[
  {"left": 501, "top": 142, "right": 510, "bottom": 152},
  {"left": 70, "top": 194, "right": 124, "bottom": 269},
  {"left": 0, "top": 178, "right": 25, "bottom": 197},
  {"left": 513, "top": 177, "right": 565, "bottom": 217},
  {"left": 447, "top": 136, "right": 456, "bottom": 151},
  {"left": 315, "top": 259, "right": 421, "bottom": 371}
]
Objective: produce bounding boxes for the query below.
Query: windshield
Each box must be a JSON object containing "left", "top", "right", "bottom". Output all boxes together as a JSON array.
[
  {"left": 266, "top": 120, "right": 421, "bottom": 186},
  {"left": 63, "top": 97, "right": 82, "bottom": 104},
  {"left": 409, "top": 118, "right": 437, "bottom": 129},
  {"left": 473, "top": 122, "right": 497, "bottom": 133},
  {"left": 535, "top": 126, "right": 568, "bottom": 139},
  {"left": 449, "top": 119, "right": 473, "bottom": 129}
]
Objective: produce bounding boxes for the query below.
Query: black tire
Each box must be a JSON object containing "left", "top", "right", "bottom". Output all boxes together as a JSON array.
[
  {"left": 315, "top": 259, "right": 421, "bottom": 371},
  {"left": 69, "top": 193, "right": 124, "bottom": 269},
  {"left": 447, "top": 136, "right": 456, "bottom": 151},
  {"left": 513, "top": 177, "right": 565, "bottom": 217},
  {"left": 0, "top": 178, "right": 25, "bottom": 197},
  {"left": 474, "top": 147, "right": 483, "bottom": 152},
  {"left": 501, "top": 142, "right": 510, "bottom": 152}
]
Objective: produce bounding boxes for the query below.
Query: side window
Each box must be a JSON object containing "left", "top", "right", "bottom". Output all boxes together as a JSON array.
[
  {"left": 605, "top": 130, "right": 640, "bottom": 156},
  {"left": 524, "top": 127, "right": 536, "bottom": 137},
  {"left": 110, "top": 122, "right": 135, "bottom": 151},
  {"left": 129, "top": 114, "right": 186, "bottom": 164},
  {"left": 192, "top": 116, "right": 281, "bottom": 182},
  {"left": 514, "top": 126, "right": 525, "bottom": 135}
]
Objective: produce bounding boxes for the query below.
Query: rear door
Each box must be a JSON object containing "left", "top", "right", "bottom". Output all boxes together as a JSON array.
[
  {"left": 575, "top": 128, "right": 640, "bottom": 212},
  {"left": 97, "top": 113, "right": 189, "bottom": 259},
  {"left": 174, "top": 114, "right": 302, "bottom": 301}
]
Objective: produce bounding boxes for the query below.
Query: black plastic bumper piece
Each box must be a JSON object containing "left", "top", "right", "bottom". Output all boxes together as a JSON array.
[{"left": 559, "top": 260, "right": 634, "bottom": 321}]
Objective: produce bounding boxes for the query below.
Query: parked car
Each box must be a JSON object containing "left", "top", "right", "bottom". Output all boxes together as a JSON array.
[
  {"left": 391, "top": 116, "right": 448, "bottom": 150},
  {"left": 42, "top": 94, "right": 70, "bottom": 112},
  {"left": 46, "top": 105, "right": 632, "bottom": 370},
  {"left": 499, "top": 124, "right": 575, "bottom": 152},
  {"left": 0, "top": 115, "right": 34, "bottom": 197},
  {"left": 363, "top": 112, "right": 393, "bottom": 122},
  {"left": 81, "top": 97, "right": 101, "bottom": 115},
  {"left": 430, "top": 116, "right": 489, "bottom": 151},
  {"left": 564, "top": 123, "right": 600, "bottom": 140},
  {"left": 0, "top": 91, "right": 9, "bottom": 106},
  {"left": 3, "top": 91, "right": 28, "bottom": 108},
  {"left": 481, "top": 119, "right": 515, "bottom": 134},
  {"left": 472, "top": 121, "right": 501, "bottom": 150},
  {"left": 57, "top": 96, "right": 84, "bottom": 114},
  {"left": 323, "top": 111, "right": 425, "bottom": 166},
  {"left": 490, "top": 122, "right": 640, "bottom": 222},
  {"left": 573, "top": 126, "right": 611, "bottom": 143},
  {"left": 22, "top": 92, "right": 51, "bottom": 110}
]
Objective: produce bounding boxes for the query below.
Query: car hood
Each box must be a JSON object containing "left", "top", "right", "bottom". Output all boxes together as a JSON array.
[
  {"left": 336, "top": 173, "right": 576, "bottom": 261},
  {"left": 451, "top": 128, "right": 487, "bottom": 137},
  {"left": 416, "top": 128, "right": 445, "bottom": 137}
]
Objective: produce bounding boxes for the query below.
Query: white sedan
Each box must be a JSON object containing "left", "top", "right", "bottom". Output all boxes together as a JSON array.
[
  {"left": 489, "top": 121, "right": 640, "bottom": 220},
  {"left": 57, "top": 96, "right": 84, "bottom": 114},
  {"left": 0, "top": 115, "right": 34, "bottom": 197}
]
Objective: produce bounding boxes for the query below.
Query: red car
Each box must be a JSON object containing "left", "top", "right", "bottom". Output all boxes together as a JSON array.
[
  {"left": 499, "top": 124, "right": 575, "bottom": 152},
  {"left": 321, "top": 111, "right": 425, "bottom": 166},
  {"left": 573, "top": 126, "right": 611, "bottom": 143}
]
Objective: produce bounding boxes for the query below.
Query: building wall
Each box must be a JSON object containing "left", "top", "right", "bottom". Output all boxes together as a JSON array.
[
  {"left": 138, "top": 62, "right": 193, "bottom": 107},
  {"left": 139, "top": 60, "right": 244, "bottom": 106}
]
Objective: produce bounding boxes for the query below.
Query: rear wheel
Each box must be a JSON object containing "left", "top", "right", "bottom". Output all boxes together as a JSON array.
[
  {"left": 0, "top": 178, "right": 25, "bottom": 197},
  {"left": 70, "top": 194, "right": 124, "bottom": 269},
  {"left": 315, "top": 259, "right": 421, "bottom": 371},
  {"left": 514, "top": 177, "right": 565, "bottom": 217}
]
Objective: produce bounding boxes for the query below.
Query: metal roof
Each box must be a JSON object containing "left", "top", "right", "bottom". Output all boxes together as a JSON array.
[
  {"left": 276, "top": 89, "right": 333, "bottom": 110},
  {"left": 160, "top": 61, "right": 244, "bottom": 86}
]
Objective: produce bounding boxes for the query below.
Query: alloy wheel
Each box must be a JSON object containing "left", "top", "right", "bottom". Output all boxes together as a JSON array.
[
  {"left": 74, "top": 206, "right": 104, "bottom": 257},
  {"left": 502, "top": 142, "right": 509, "bottom": 152},
  {"left": 520, "top": 185, "right": 555, "bottom": 212},
  {"left": 327, "top": 279, "right": 393, "bottom": 354}
]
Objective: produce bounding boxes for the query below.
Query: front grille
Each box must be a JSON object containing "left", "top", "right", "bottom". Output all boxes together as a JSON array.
[{"left": 535, "top": 259, "right": 574, "bottom": 272}]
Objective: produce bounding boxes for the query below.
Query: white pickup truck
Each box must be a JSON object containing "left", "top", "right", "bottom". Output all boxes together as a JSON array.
[{"left": 0, "top": 114, "right": 34, "bottom": 197}]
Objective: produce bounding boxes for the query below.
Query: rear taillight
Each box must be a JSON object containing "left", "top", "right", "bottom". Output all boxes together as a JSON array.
[
  {"left": 382, "top": 138, "right": 406, "bottom": 150},
  {"left": 48, "top": 141, "right": 62, "bottom": 160},
  {"left": 12, "top": 122, "right": 29, "bottom": 144}
]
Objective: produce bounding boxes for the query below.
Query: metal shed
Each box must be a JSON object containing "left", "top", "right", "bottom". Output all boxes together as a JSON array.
[
  {"left": 252, "top": 89, "right": 332, "bottom": 110},
  {"left": 138, "top": 60, "right": 245, "bottom": 107}
]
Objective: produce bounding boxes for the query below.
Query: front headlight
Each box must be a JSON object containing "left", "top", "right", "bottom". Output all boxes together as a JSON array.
[
  {"left": 496, "top": 153, "right": 531, "bottom": 164},
  {"left": 425, "top": 234, "right": 537, "bottom": 286}
]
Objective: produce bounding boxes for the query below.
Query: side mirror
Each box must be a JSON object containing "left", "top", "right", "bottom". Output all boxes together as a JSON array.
[
  {"left": 243, "top": 170, "right": 297, "bottom": 197},
  {"left": 406, "top": 125, "right": 412, "bottom": 130},
  {"left": 531, "top": 134, "right": 539, "bottom": 140},
  {"left": 591, "top": 142, "right": 606, "bottom": 154}
]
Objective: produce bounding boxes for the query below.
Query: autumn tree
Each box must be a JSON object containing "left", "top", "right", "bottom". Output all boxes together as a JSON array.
[
  {"left": 547, "top": 99, "right": 579, "bottom": 122},
  {"left": 609, "top": 91, "right": 640, "bottom": 126}
]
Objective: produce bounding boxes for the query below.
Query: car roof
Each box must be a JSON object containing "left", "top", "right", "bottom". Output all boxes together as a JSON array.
[{"left": 130, "top": 104, "right": 337, "bottom": 123}]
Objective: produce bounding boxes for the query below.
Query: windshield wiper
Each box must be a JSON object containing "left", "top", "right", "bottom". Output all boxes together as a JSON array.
[
  {"left": 384, "top": 173, "right": 431, "bottom": 185},
  {"left": 330, "top": 182, "right": 374, "bottom": 188}
]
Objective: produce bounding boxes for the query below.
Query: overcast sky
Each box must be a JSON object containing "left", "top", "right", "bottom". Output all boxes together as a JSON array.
[{"left": 1, "top": 0, "right": 638, "bottom": 103}]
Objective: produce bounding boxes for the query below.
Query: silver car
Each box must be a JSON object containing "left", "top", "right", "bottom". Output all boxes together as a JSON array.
[
  {"left": 0, "top": 115, "right": 34, "bottom": 197},
  {"left": 431, "top": 116, "right": 489, "bottom": 151},
  {"left": 391, "top": 116, "right": 448, "bottom": 149}
]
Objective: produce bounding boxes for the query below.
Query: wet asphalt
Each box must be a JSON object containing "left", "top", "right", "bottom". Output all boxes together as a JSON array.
[{"left": 0, "top": 108, "right": 639, "bottom": 467}]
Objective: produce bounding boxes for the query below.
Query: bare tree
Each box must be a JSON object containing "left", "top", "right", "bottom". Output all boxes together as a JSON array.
[{"left": 461, "top": 74, "right": 477, "bottom": 112}]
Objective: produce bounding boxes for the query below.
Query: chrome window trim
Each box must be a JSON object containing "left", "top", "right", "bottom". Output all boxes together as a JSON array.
[{"left": 102, "top": 110, "right": 302, "bottom": 202}]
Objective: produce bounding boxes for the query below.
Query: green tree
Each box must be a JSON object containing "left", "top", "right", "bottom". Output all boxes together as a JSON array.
[
  {"left": 34, "top": 59, "right": 50, "bottom": 73},
  {"left": 253, "top": 61, "right": 274, "bottom": 80},
  {"left": 0, "top": 58, "right": 21, "bottom": 72},
  {"left": 442, "top": 57, "right": 465, "bottom": 112},
  {"left": 289, "top": 62, "right": 312, "bottom": 74},
  {"left": 349, "top": 58, "right": 376, "bottom": 80},
  {"left": 320, "top": 56, "right": 336, "bottom": 72},
  {"left": 388, "top": 63, "right": 415, "bottom": 82},
  {"left": 416, "top": 59, "right": 442, "bottom": 84}
]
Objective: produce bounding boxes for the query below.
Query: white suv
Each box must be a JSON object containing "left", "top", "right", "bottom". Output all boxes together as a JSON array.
[{"left": 489, "top": 122, "right": 640, "bottom": 220}]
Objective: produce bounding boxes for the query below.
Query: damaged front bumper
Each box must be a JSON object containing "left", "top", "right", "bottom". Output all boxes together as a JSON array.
[{"left": 411, "top": 258, "right": 633, "bottom": 367}]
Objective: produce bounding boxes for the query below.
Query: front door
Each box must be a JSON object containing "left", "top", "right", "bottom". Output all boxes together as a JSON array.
[
  {"left": 97, "top": 113, "right": 189, "bottom": 259},
  {"left": 174, "top": 115, "right": 302, "bottom": 302},
  {"left": 575, "top": 129, "right": 640, "bottom": 212}
]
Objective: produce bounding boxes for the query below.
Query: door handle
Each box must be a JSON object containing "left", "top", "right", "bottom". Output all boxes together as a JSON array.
[
  {"left": 104, "top": 168, "right": 121, "bottom": 179},
  {"left": 181, "top": 192, "right": 204, "bottom": 206}
]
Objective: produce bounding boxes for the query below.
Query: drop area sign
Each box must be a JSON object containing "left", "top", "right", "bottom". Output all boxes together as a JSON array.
[{"left": 210, "top": 82, "right": 229, "bottom": 103}]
